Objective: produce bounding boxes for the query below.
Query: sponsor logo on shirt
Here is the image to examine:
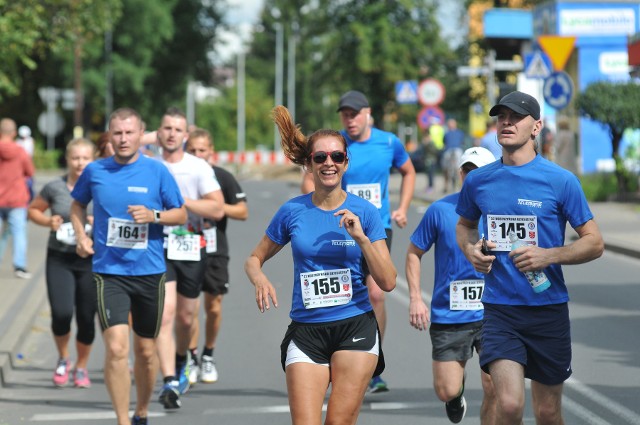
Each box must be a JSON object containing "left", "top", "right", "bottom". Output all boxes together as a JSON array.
[
  {"left": 128, "top": 186, "right": 149, "bottom": 193},
  {"left": 517, "top": 198, "right": 542, "bottom": 208},
  {"left": 331, "top": 240, "right": 356, "bottom": 247}
]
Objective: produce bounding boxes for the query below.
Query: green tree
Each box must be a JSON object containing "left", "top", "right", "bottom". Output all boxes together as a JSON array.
[
  {"left": 575, "top": 81, "right": 640, "bottom": 194},
  {"left": 224, "top": 0, "right": 464, "bottom": 148}
]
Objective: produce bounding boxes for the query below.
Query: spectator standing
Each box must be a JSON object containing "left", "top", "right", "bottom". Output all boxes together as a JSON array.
[
  {"left": 246, "top": 106, "right": 396, "bottom": 424},
  {"left": 406, "top": 146, "right": 497, "bottom": 423},
  {"left": 441, "top": 119, "right": 466, "bottom": 193},
  {"left": 301, "top": 90, "right": 416, "bottom": 392},
  {"left": 0, "top": 118, "right": 35, "bottom": 279},
  {"left": 70, "top": 107, "right": 187, "bottom": 425},
  {"left": 28, "top": 138, "right": 97, "bottom": 388},
  {"left": 456, "top": 91, "right": 604, "bottom": 424},
  {"left": 185, "top": 128, "right": 248, "bottom": 385},
  {"left": 17, "top": 125, "right": 35, "bottom": 157}
]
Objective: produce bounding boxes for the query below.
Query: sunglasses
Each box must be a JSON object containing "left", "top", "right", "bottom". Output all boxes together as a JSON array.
[{"left": 310, "top": 150, "right": 347, "bottom": 164}]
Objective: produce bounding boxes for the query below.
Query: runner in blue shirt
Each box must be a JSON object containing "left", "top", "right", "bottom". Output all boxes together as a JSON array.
[
  {"left": 301, "top": 90, "right": 415, "bottom": 392},
  {"left": 455, "top": 91, "right": 604, "bottom": 425},
  {"left": 246, "top": 106, "right": 396, "bottom": 425},
  {"left": 70, "top": 108, "right": 187, "bottom": 425},
  {"left": 406, "top": 147, "right": 497, "bottom": 423}
]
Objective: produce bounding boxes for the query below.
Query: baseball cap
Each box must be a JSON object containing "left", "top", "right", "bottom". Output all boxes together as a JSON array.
[
  {"left": 458, "top": 146, "right": 496, "bottom": 168},
  {"left": 489, "top": 91, "right": 540, "bottom": 120},
  {"left": 337, "top": 90, "right": 369, "bottom": 112}
]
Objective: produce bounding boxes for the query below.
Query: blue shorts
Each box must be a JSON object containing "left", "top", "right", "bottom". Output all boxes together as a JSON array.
[{"left": 481, "top": 303, "right": 572, "bottom": 386}]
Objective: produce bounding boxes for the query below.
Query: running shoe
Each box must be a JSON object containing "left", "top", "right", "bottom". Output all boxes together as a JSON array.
[
  {"left": 131, "top": 415, "right": 148, "bottom": 425},
  {"left": 200, "top": 355, "right": 218, "bottom": 383},
  {"left": 73, "top": 368, "right": 91, "bottom": 388},
  {"left": 52, "top": 358, "right": 71, "bottom": 387},
  {"left": 445, "top": 375, "right": 467, "bottom": 423},
  {"left": 14, "top": 267, "right": 32, "bottom": 279},
  {"left": 176, "top": 360, "right": 191, "bottom": 394},
  {"left": 158, "top": 380, "right": 181, "bottom": 409},
  {"left": 188, "top": 356, "right": 199, "bottom": 385},
  {"left": 368, "top": 375, "right": 389, "bottom": 393}
]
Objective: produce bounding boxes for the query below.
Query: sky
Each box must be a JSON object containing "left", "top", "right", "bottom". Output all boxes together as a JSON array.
[{"left": 215, "top": 0, "right": 465, "bottom": 63}]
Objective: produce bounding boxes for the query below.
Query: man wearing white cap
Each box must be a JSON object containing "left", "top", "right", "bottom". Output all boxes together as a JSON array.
[
  {"left": 406, "top": 147, "right": 497, "bottom": 423},
  {"left": 456, "top": 90, "right": 604, "bottom": 424}
]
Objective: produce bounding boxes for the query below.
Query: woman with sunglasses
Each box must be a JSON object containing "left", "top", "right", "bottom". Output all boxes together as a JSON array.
[{"left": 245, "top": 106, "right": 396, "bottom": 425}]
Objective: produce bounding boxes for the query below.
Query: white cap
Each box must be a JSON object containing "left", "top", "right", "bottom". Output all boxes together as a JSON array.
[
  {"left": 18, "top": 125, "right": 31, "bottom": 138},
  {"left": 458, "top": 146, "right": 496, "bottom": 168}
]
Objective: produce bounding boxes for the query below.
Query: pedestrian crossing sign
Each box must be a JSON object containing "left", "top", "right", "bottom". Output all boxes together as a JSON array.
[
  {"left": 524, "top": 51, "right": 552, "bottom": 79},
  {"left": 395, "top": 80, "right": 418, "bottom": 104}
]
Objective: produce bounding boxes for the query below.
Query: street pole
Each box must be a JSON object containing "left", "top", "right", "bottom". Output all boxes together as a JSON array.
[
  {"left": 274, "top": 22, "right": 283, "bottom": 151},
  {"left": 287, "top": 22, "right": 298, "bottom": 121},
  {"left": 237, "top": 51, "right": 246, "bottom": 154}
]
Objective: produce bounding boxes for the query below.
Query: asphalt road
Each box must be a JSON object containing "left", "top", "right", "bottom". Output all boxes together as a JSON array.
[{"left": 0, "top": 178, "right": 638, "bottom": 425}]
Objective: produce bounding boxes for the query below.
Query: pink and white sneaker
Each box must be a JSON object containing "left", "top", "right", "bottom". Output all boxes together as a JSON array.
[
  {"left": 53, "top": 358, "right": 72, "bottom": 387},
  {"left": 73, "top": 368, "right": 91, "bottom": 388}
]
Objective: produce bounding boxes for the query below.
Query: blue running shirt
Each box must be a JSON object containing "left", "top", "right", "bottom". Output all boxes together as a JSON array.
[
  {"left": 72, "top": 155, "right": 184, "bottom": 275},
  {"left": 341, "top": 128, "right": 410, "bottom": 229},
  {"left": 266, "top": 193, "right": 386, "bottom": 323},
  {"left": 410, "top": 193, "right": 485, "bottom": 324},
  {"left": 456, "top": 155, "right": 594, "bottom": 306}
]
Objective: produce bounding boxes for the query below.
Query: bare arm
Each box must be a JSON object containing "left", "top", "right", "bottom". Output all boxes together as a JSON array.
[
  {"left": 184, "top": 190, "right": 225, "bottom": 221},
  {"left": 510, "top": 219, "right": 604, "bottom": 272},
  {"left": 391, "top": 158, "right": 416, "bottom": 228},
  {"left": 127, "top": 204, "right": 188, "bottom": 226},
  {"left": 406, "top": 243, "right": 430, "bottom": 331},
  {"left": 456, "top": 216, "right": 495, "bottom": 274},
  {"left": 335, "top": 209, "right": 396, "bottom": 292},
  {"left": 301, "top": 171, "right": 314, "bottom": 194},
  {"left": 245, "top": 235, "right": 285, "bottom": 312},
  {"left": 224, "top": 201, "right": 248, "bottom": 221},
  {"left": 28, "top": 196, "right": 63, "bottom": 230},
  {"left": 70, "top": 200, "right": 93, "bottom": 258}
]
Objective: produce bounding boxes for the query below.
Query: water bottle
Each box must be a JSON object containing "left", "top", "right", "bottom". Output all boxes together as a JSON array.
[{"left": 508, "top": 231, "right": 551, "bottom": 293}]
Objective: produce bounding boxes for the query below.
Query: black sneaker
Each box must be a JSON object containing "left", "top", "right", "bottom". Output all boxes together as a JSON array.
[
  {"left": 14, "top": 268, "right": 32, "bottom": 279},
  {"left": 158, "top": 381, "right": 181, "bottom": 409},
  {"left": 445, "top": 375, "right": 466, "bottom": 423},
  {"left": 131, "top": 415, "right": 148, "bottom": 425}
]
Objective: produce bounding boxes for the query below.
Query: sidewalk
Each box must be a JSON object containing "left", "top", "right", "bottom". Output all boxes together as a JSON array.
[{"left": 0, "top": 168, "right": 638, "bottom": 387}]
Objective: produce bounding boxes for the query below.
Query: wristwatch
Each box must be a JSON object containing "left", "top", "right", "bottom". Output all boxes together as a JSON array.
[{"left": 153, "top": 209, "right": 161, "bottom": 224}]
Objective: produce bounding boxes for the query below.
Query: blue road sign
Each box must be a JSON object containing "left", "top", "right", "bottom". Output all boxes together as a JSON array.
[
  {"left": 417, "top": 106, "right": 445, "bottom": 129},
  {"left": 395, "top": 80, "right": 418, "bottom": 104},
  {"left": 543, "top": 71, "right": 573, "bottom": 110},
  {"left": 524, "top": 51, "right": 552, "bottom": 79}
]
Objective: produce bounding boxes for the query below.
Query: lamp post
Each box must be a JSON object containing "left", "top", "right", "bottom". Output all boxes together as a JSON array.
[
  {"left": 274, "top": 21, "right": 284, "bottom": 151},
  {"left": 287, "top": 21, "right": 298, "bottom": 122}
]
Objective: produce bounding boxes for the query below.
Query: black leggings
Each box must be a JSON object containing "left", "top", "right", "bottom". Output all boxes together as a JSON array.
[{"left": 46, "top": 249, "right": 96, "bottom": 345}]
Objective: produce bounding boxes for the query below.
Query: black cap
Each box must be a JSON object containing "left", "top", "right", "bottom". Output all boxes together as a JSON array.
[
  {"left": 337, "top": 90, "right": 369, "bottom": 112},
  {"left": 489, "top": 91, "right": 540, "bottom": 120}
]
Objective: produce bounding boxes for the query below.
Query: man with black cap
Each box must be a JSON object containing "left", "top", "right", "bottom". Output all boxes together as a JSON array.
[
  {"left": 302, "top": 89, "right": 416, "bottom": 393},
  {"left": 455, "top": 91, "right": 604, "bottom": 424}
]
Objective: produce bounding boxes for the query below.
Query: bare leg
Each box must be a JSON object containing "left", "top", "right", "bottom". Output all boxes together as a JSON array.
[{"left": 102, "top": 324, "right": 131, "bottom": 425}]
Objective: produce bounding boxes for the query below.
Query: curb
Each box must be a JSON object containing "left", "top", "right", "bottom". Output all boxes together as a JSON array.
[{"left": 0, "top": 266, "right": 47, "bottom": 386}]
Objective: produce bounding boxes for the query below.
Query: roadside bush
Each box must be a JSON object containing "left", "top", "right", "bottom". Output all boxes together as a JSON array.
[
  {"left": 581, "top": 172, "right": 639, "bottom": 202},
  {"left": 32, "top": 140, "right": 61, "bottom": 170}
]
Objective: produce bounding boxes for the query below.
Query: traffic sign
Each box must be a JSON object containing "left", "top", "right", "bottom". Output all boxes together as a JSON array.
[
  {"left": 395, "top": 80, "right": 418, "bottom": 104},
  {"left": 417, "top": 106, "right": 445, "bottom": 130},
  {"left": 538, "top": 36, "right": 576, "bottom": 71},
  {"left": 37, "top": 111, "right": 65, "bottom": 137},
  {"left": 543, "top": 71, "right": 574, "bottom": 110},
  {"left": 417, "top": 78, "right": 445, "bottom": 106},
  {"left": 524, "top": 51, "right": 552, "bottom": 79}
]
